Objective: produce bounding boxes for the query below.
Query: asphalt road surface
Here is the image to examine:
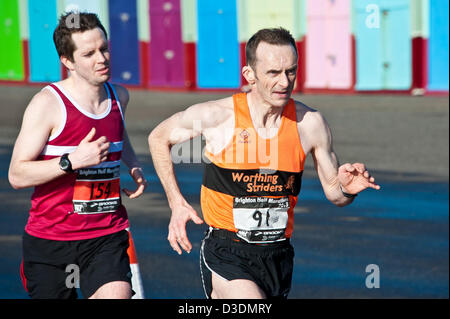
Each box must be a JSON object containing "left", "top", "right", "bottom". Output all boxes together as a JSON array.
[{"left": 0, "top": 85, "right": 448, "bottom": 299}]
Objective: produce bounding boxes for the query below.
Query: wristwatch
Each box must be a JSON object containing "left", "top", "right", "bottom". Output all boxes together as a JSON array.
[
  {"left": 340, "top": 184, "right": 357, "bottom": 198},
  {"left": 59, "top": 153, "right": 74, "bottom": 173}
]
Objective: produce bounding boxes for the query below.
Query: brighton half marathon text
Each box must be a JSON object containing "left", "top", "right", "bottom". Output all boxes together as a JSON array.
[{"left": 178, "top": 303, "right": 272, "bottom": 316}]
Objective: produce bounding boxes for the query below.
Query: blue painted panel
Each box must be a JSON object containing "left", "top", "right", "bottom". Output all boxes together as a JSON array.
[
  {"left": 382, "top": 0, "right": 411, "bottom": 89},
  {"left": 428, "top": 0, "right": 449, "bottom": 91},
  {"left": 354, "top": 0, "right": 411, "bottom": 90},
  {"left": 108, "top": 0, "right": 140, "bottom": 85},
  {"left": 354, "top": 0, "right": 383, "bottom": 90},
  {"left": 197, "top": 0, "right": 240, "bottom": 88},
  {"left": 28, "top": 0, "right": 60, "bottom": 82}
]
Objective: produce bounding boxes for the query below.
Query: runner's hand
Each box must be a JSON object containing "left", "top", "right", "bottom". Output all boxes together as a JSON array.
[
  {"left": 168, "top": 202, "right": 203, "bottom": 255},
  {"left": 338, "top": 163, "right": 380, "bottom": 195},
  {"left": 123, "top": 167, "right": 147, "bottom": 199},
  {"left": 69, "top": 127, "right": 110, "bottom": 170}
]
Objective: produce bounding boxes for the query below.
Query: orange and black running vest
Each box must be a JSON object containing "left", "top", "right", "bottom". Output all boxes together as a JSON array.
[{"left": 201, "top": 93, "right": 306, "bottom": 243}]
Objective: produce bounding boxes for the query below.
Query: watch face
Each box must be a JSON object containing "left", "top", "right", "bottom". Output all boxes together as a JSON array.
[
  {"left": 59, "top": 156, "right": 72, "bottom": 172},
  {"left": 60, "top": 157, "right": 70, "bottom": 170}
]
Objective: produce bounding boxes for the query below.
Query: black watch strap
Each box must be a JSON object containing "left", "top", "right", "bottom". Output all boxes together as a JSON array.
[{"left": 340, "top": 185, "right": 357, "bottom": 198}]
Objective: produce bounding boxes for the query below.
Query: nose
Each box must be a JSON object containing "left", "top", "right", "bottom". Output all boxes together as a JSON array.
[
  {"left": 96, "top": 50, "right": 107, "bottom": 63},
  {"left": 278, "top": 72, "right": 289, "bottom": 88}
]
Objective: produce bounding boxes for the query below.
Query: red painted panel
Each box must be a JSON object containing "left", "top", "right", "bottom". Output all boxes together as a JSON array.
[
  {"left": 295, "top": 39, "right": 306, "bottom": 93},
  {"left": 240, "top": 42, "right": 247, "bottom": 87},
  {"left": 412, "top": 37, "right": 427, "bottom": 92},
  {"left": 184, "top": 42, "right": 196, "bottom": 90}
]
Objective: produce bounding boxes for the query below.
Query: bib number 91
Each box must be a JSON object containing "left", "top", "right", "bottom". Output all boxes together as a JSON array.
[
  {"left": 252, "top": 210, "right": 271, "bottom": 227},
  {"left": 233, "top": 197, "right": 289, "bottom": 243}
]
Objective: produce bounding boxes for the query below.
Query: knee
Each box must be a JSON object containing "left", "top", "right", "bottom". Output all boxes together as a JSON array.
[{"left": 89, "top": 281, "right": 132, "bottom": 299}]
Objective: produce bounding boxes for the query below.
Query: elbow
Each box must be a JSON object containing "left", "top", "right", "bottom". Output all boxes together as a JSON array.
[
  {"left": 335, "top": 201, "right": 349, "bottom": 208},
  {"left": 8, "top": 171, "right": 24, "bottom": 190},
  {"left": 8, "top": 163, "right": 32, "bottom": 189},
  {"left": 148, "top": 129, "right": 159, "bottom": 152},
  {"left": 148, "top": 127, "right": 170, "bottom": 152},
  {"left": 148, "top": 128, "right": 157, "bottom": 145},
  {"left": 9, "top": 181, "right": 21, "bottom": 190},
  {"left": 334, "top": 197, "right": 354, "bottom": 207}
]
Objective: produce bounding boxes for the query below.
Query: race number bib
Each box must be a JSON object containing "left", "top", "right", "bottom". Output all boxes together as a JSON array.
[
  {"left": 233, "top": 196, "right": 289, "bottom": 243},
  {"left": 73, "top": 165, "right": 121, "bottom": 214}
]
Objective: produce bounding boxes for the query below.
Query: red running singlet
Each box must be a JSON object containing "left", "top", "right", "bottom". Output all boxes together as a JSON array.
[{"left": 25, "top": 82, "right": 129, "bottom": 240}]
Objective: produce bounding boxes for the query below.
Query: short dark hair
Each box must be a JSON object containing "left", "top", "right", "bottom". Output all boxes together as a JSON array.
[
  {"left": 53, "top": 12, "right": 108, "bottom": 62},
  {"left": 245, "top": 27, "right": 297, "bottom": 69}
]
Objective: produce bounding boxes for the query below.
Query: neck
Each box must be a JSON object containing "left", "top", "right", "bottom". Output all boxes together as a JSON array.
[
  {"left": 246, "top": 91, "right": 285, "bottom": 129},
  {"left": 65, "top": 75, "right": 107, "bottom": 108}
]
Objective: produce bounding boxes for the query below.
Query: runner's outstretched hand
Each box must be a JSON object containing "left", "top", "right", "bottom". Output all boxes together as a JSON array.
[{"left": 338, "top": 163, "right": 380, "bottom": 195}]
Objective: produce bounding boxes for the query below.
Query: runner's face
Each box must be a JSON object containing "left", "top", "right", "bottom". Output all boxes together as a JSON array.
[
  {"left": 71, "top": 28, "right": 110, "bottom": 85},
  {"left": 253, "top": 43, "right": 297, "bottom": 107}
]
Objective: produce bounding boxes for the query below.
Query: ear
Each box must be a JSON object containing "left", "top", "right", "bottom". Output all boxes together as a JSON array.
[
  {"left": 60, "top": 55, "right": 75, "bottom": 72},
  {"left": 242, "top": 65, "right": 256, "bottom": 85}
]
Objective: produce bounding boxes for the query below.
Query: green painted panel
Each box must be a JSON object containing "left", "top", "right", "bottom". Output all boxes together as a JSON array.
[
  {"left": 0, "top": 0, "right": 24, "bottom": 80},
  {"left": 411, "top": 0, "right": 429, "bottom": 38},
  {"left": 181, "top": 0, "right": 197, "bottom": 42},
  {"left": 242, "top": 0, "right": 298, "bottom": 41},
  {"left": 294, "top": 0, "right": 306, "bottom": 39},
  {"left": 137, "top": 0, "right": 150, "bottom": 41},
  {"left": 18, "top": 0, "right": 29, "bottom": 39},
  {"left": 237, "top": 0, "right": 248, "bottom": 42}
]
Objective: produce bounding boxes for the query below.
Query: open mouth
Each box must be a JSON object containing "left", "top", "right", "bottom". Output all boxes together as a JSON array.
[
  {"left": 273, "top": 91, "right": 289, "bottom": 97},
  {"left": 96, "top": 67, "right": 109, "bottom": 74}
]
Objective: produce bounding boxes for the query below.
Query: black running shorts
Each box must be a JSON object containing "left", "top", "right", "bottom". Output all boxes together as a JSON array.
[
  {"left": 21, "top": 230, "right": 132, "bottom": 299},
  {"left": 200, "top": 228, "right": 294, "bottom": 299}
]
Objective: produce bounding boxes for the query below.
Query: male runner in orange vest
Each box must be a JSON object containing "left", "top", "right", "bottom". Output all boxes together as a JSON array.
[{"left": 148, "top": 28, "right": 380, "bottom": 299}]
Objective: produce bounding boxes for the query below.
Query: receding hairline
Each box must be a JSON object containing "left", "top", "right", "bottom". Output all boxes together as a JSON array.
[
  {"left": 250, "top": 41, "right": 298, "bottom": 70},
  {"left": 245, "top": 28, "right": 298, "bottom": 70}
]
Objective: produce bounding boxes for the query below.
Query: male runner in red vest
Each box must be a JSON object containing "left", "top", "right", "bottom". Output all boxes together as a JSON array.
[
  {"left": 149, "top": 28, "right": 380, "bottom": 299},
  {"left": 8, "top": 12, "right": 146, "bottom": 299}
]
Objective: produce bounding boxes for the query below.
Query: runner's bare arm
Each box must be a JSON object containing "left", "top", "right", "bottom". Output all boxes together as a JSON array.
[
  {"left": 148, "top": 100, "right": 229, "bottom": 254},
  {"left": 300, "top": 110, "right": 380, "bottom": 207},
  {"left": 8, "top": 90, "right": 64, "bottom": 189},
  {"left": 113, "top": 84, "right": 147, "bottom": 199},
  {"left": 8, "top": 90, "right": 111, "bottom": 189}
]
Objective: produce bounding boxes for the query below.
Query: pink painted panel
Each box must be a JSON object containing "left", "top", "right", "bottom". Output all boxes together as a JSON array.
[
  {"left": 149, "top": 0, "right": 185, "bottom": 87},
  {"left": 326, "top": 2, "right": 352, "bottom": 88},
  {"left": 326, "top": 0, "right": 350, "bottom": 17},
  {"left": 305, "top": 0, "right": 326, "bottom": 88},
  {"left": 305, "top": 17, "right": 327, "bottom": 88},
  {"left": 305, "top": 0, "right": 352, "bottom": 89},
  {"left": 307, "top": 0, "right": 326, "bottom": 17}
]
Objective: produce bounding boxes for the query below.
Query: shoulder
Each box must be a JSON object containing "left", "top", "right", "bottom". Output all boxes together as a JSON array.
[
  {"left": 293, "top": 99, "right": 331, "bottom": 151},
  {"left": 14, "top": 87, "right": 61, "bottom": 150},
  {"left": 111, "top": 83, "right": 129, "bottom": 110},
  {"left": 187, "top": 96, "right": 233, "bottom": 113},
  {"left": 180, "top": 96, "right": 234, "bottom": 127},
  {"left": 25, "top": 86, "right": 61, "bottom": 121},
  {"left": 294, "top": 100, "right": 328, "bottom": 131},
  {"left": 198, "top": 96, "right": 233, "bottom": 115}
]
